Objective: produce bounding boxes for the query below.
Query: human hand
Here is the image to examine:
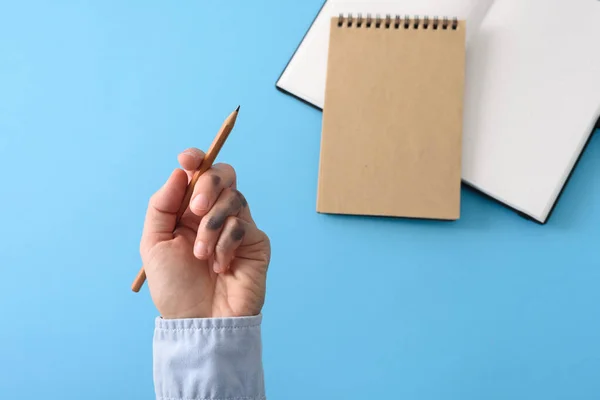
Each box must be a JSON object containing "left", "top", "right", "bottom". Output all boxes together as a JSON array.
[{"left": 140, "top": 148, "right": 271, "bottom": 319}]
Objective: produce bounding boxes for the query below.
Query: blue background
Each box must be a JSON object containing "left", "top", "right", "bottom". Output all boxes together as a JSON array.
[{"left": 1, "top": 1, "right": 598, "bottom": 399}]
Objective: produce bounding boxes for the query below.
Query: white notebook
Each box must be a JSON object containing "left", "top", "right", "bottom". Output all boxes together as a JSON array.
[
  {"left": 276, "top": 0, "right": 600, "bottom": 223},
  {"left": 462, "top": 0, "right": 600, "bottom": 223}
]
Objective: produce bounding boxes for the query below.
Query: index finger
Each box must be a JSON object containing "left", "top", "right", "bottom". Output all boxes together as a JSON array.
[{"left": 189, "top": 163, "right": 237, "bottom": 218}]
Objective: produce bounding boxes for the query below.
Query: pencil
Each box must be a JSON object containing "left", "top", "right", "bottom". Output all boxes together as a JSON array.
[{"left": 131, "top": 106, "right": 240, "bottom": 293}]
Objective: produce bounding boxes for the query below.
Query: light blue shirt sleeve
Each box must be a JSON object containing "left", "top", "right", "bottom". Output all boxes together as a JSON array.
[{"left": 153, "top": 314, "right": 265, "bottom": 400}]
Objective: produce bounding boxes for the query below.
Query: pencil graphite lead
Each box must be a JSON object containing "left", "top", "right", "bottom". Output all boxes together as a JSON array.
[{"left": 236, "top": 105, "right": 240, "bottom": 112}]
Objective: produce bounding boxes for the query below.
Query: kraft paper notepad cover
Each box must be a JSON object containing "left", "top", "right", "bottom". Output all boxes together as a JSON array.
[{"left": 317, "top": 15, "right": 466, "bottom": 220}]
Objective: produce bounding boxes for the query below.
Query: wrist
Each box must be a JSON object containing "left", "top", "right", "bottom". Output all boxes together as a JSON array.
[{"left": 158, "top": 303, "right": 263, "bottom": 320}]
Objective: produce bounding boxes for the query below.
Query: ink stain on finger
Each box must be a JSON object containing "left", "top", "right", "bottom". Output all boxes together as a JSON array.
[
  {"left": 211, "top": 174, "right": 222, "bottom": 187},
  {"left": 205, "top": 190, "right": 246, "bottom": 231},
  {"left": 238, "top": 191, "right": 248, "bottom": 207},
  {"left": 206, "top": 213, "right": 226, "bottom": 230},
  {"left": 230, "top": 225, "right": 245, "bottom": 241},
  {"left": 231, "top": 189, "right": 247, "bottom": 209}
]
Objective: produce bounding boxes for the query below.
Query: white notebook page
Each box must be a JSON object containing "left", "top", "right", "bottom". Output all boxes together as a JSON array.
[{"left": 462, "top": 0, "right": 600, "bottom": 222}]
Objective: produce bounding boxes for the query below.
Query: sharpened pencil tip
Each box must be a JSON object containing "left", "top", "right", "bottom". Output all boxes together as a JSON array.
[{"left": 235, "top": 105, "right": 240, "bottom": 112}]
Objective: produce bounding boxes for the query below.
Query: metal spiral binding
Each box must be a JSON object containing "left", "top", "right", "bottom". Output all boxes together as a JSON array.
[{"left": 337, "top": 13, "right": 458, "bottom": 30}]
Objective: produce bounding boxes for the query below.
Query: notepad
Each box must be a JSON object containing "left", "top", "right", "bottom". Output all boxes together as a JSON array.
[
  {"left": 317, "top": 14, "right": 466, "bottom": 220},
  {"left": 276, "top": 0, "right": 493, "bottom": 109},
  {"left": 279, "top": 0, "right": 600, "bottom": 223}
]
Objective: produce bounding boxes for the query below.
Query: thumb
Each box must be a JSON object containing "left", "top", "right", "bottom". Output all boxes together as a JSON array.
[{"left": 141, "top": 168, "right": 188, "bottom": 255}]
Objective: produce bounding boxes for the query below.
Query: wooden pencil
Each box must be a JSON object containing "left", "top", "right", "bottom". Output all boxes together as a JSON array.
[{"left": 131, "top": 106, "right": 240, "bottom": 293}]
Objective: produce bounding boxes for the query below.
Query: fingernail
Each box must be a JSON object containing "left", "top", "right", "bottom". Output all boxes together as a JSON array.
[
  {"left": 194, "top": 241, "right": 208, "bottom": 258},
  {"left": 213, "top": 261, "right": 222, "bottom": 274},
  {"left": 192, "top": 194, "right": 209, "bottom": 212},
  {"left": 182, "top": 150, "right": 198, "bottom": 157}
]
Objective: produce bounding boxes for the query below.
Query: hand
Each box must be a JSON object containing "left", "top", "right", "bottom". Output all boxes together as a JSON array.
[{"left": 140, "top": 148, "right": 271, "bottom": 319}]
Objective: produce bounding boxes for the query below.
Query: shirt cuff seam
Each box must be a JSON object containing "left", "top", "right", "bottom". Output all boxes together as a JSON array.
[
  {"left": 157, "top": 397, "right": 266, "bottom": 400},
  {"left": 155, "top": 314, "right": 262, "bottom": 330},
  {"left": 155, "top": 324, "right": 260, "bottom": 332}
]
